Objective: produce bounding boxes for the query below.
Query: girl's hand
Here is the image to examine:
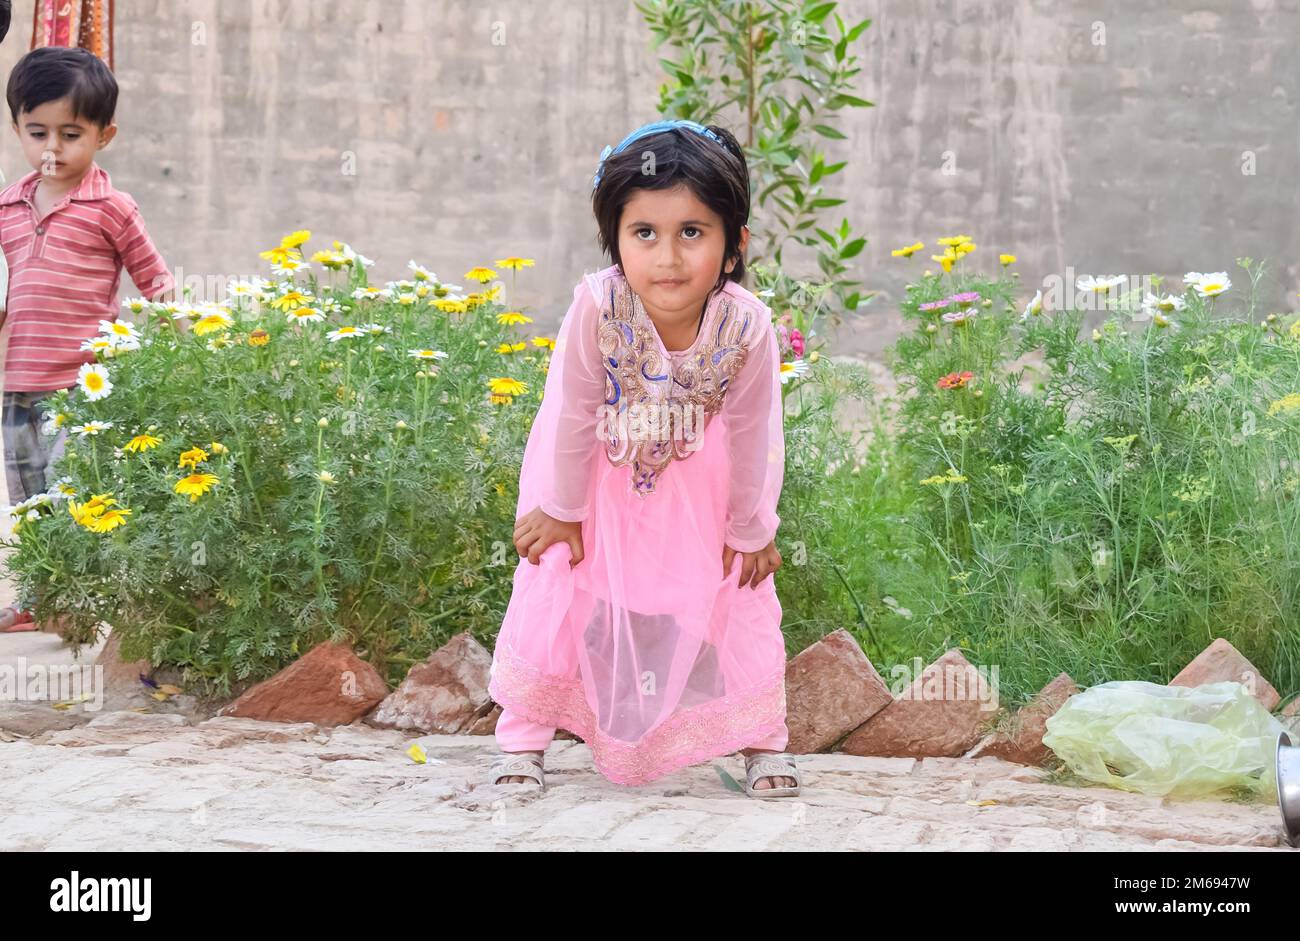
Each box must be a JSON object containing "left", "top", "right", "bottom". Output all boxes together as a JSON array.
[
  {"left": 514, "top": 506, "right": 585, "bottom": 567},
  {"left": 722, "top": 539, "right": 781, "bottom": 590}
]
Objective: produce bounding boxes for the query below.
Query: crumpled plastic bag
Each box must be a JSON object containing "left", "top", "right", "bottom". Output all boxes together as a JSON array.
[{"left": 1041, "top": 680, "right": 1286, "bottom": 799}]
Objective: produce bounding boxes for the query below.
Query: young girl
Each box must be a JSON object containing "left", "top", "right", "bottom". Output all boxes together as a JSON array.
[{"left": 486, "top": 120, "right": 799, "bottom": 798}]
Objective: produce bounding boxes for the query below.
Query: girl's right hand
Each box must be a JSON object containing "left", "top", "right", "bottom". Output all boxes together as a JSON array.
[{"left": 513, "top": 506, "right": 585, "bottom": 567}]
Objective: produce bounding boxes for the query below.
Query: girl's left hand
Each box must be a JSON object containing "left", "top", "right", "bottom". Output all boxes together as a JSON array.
[{"left": 722, "top": 539, "right": 781, "bottom": 590}]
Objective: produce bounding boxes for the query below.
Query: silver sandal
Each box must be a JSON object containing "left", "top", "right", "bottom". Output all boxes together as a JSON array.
[
  {"left": 743, "top": 751, "right": 801, "bottom": 799},
  {"left": 488, "top": 751, "right": 546, "bottom": 789}
]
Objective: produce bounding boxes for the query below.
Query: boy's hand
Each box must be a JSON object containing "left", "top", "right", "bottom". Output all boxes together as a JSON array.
[
  {"left": 722, "top": 539, "right": 782, "bottom": 589},
  {"left": 514, "top": 506, "right": 584, "bottom": 567}
]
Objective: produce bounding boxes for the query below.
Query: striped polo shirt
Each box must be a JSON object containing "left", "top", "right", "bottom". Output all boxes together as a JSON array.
[{"left": 0, "top": 163, "right": 174, "bottom": 392}]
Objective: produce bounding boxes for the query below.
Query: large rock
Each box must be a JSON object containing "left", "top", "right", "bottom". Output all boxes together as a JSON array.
[
  {"left": 1168, "top": 638, "right": 1280, "bottom": 711},
  {"left": 367, "top": 632, "right": 497, "bottom": 733},
  {"left": 839, "top": 649, "right": 996, "bottom": 758},
  {"left": 1283, "top": 697, "right": 1299, "bottom": 717},
  {"left": 219, "top": 641, "right": 387, "bottom": 726},
  {"left": 784, "top": 629, "right": 893, "bottom": 753},
  {"left": 966, "top": 672, "right": 1079, "bottom": 765}
]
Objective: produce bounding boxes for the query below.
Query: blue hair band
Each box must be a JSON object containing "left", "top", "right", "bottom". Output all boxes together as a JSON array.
[{"left": 591, "top": 119, "right": 723, "bottom": 192}]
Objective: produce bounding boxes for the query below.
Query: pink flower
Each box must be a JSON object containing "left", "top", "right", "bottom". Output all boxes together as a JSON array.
[
  {"left": 790, "top": 328, "right": 805, "bottom": 357},
  {"left": 948, "top": 291, "right": 981, "bottom": 307},
  {"left": 919, "top": 299, "right": 950, "bottom": 312}
]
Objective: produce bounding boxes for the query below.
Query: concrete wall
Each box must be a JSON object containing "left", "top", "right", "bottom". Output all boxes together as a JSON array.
[{"left": 0, "top": 0, "right": 1295, "bottom": 358}]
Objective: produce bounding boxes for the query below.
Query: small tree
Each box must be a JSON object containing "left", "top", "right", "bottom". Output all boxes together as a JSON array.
[{"left": 637, "top": 0, "right": 875, "bottom": 349}]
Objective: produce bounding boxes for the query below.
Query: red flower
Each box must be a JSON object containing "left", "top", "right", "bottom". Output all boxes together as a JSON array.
[{"left": 937, "top": 370, "right": 974, "bottom": 390}]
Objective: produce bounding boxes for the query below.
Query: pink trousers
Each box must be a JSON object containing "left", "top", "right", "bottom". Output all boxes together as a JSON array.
[{"left": 495, "top": 705, "right": 790, "bottom": 753}]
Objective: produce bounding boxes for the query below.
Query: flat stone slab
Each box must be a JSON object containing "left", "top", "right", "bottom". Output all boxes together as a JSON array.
[{"left": 0, "top": 710, "right": 1290, "bottom": 851}]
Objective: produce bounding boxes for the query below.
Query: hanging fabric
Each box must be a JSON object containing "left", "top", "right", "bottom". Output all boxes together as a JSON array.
[{"left": 31, "top": 0, "right": 114, "bottom": 70}]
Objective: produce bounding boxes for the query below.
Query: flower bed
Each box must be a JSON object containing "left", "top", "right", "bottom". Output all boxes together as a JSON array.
[{"left": 2, "top": 233, "right": 550, "bottom": 693}]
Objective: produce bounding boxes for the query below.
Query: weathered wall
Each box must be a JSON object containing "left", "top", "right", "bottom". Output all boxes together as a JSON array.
[{"left": 0, "top": 0, "right": 1295, "bottom": 357}]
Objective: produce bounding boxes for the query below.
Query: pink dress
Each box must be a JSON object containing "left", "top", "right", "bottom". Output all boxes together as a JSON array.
[{"left": 488, "top": 264, "right": 787, "bottom": 786}]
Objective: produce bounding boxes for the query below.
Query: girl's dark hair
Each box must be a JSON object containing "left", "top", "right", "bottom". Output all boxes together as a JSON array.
[
  {"left": 6, "top": 46, "right": 118, "bottom": 126},
  {"left": 592, "top": 124, "right": 751, "bottom": 296}
]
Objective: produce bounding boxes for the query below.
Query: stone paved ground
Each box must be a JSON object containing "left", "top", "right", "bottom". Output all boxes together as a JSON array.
[{"left": 1, "top": 709, "right": 1293, "bottom": 851}]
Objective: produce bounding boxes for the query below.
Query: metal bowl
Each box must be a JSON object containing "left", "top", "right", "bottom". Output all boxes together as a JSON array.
[{"left": 1278, "top": 731, "right": 1300, "bottom": 848}]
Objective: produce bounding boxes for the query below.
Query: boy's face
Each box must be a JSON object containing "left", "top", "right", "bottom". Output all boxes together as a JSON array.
[
  {"left": 12, "top": 96, "right": 116, "bottom": 184},
  {"left": 616, "top": 184, "right": 748, "bottom": 330}
]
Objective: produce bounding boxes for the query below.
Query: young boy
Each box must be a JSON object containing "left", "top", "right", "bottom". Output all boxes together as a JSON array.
[{"left": 0, "top": 46, "right": 174, "bottom": 631}]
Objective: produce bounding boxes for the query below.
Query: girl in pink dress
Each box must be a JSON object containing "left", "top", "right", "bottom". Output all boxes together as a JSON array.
[{"left": 487, "top": 121, "right": 799, "bottom": 797}]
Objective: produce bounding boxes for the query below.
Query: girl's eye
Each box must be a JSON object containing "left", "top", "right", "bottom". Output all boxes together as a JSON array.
[{"left": 636, "top": 228, "right": 655, "bottom": 240}]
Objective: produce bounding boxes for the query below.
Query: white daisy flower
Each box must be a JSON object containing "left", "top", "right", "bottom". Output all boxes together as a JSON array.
[
  {"left": 327, "top": 326, "right": 364, "bottom": 342},
  {"left": 408, "top": 261, "right": 437, "bottom": 282},
  {"left": 319, "top": 298, "right": 344, "bottom": 315},
  {"left": 394, "top": 293, "right": 420, "bottom": 307},
  {"left": 1076, "top": 274, "right": 1126, "bottom": 294},
  {"left": 1021, "top": 289, "right": 1044, "bottom": 320},
  {"left": 77, "top": 363, "right": 114, "bottom": 401},
  {"left": 40, "top": 411, "right": 66, "bottom": 436},
  {"left": 73, "top": 420, "right": 114, "bottom": 437},
  {"left": 121, "top": 297, "right": 151, "bottom": 315},
  {"left": 942, "top": 309, "right": 976, "bottom": 325},
  {"left": 388, "top": 279, "right": 417, "bottom": 292},
  {"left": 779, "top": 358, "right": 811, "bottom": 384},
  {"left": 273, "top": 257, "right": 311, "bottom": 277},
  {"left": 286, "top": 306, "right": 326, "bottom": 324},
  {"left": 80, "top": 336, "right": 117, "bottom": 353},
  {"left": 1183, "top": 271, "right": 1206, "bottom": 285},
  {"left": 1190, "top": 272, "right": 1231, "bottom": 298},
  {"left": 407, "top": 349, "right": 449, "bottom": 360},
  {"left": 335, "top": 242, "right": 374, "bottom": 268},
  {"left": 362, "top": 323, "right": 392, "bottom": 335},
  {"left": 99, "top": 319, "right": 141, "bottom": 342},
  {"left": 352, "top": 286, "right": 392, "bottom": 301}
]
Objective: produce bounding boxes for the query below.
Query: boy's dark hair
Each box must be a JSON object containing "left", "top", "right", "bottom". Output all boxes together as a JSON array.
[
  {"left": 6, "top": 46, "right": 118, "bottom": 127},
  {"left": 0, "top": 1, "right": 11, "bottom": 46},
  {"left": 592, "top": 124, "right": 751, "bottom": 296}
]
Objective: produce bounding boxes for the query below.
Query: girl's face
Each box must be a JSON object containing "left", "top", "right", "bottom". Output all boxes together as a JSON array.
[{"left": 617, "top": 184, "right": 747, "bottom": 332}]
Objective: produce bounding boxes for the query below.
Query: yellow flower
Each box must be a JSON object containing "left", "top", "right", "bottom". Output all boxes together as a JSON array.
[
  {"left": 175, "top": 473, "right": 220, "bottom": 502},
  {"left": 311, "top": 249, "right": 348, "bottom": 269},
  {"left": 249, "top": 329, "right": 270, "bottom": 346},
  {"left": 431, "top": 298, "right": 469, "bottom": 314},
  {"left": 281, "top": 230, "right": 311, "bottom": 249},
  {"left": 999, "top": 254, "right": 1016, "bottom": 266},
  {"left": 938, "top": 235, "right": 974, "bottom": 247},
  {"left": 496, "top": 342, "right": 528, "bottom": 354},
  {"left": 193, "top": 311, "right": 233, "bottom": 335},
  {"left": 464, "top": 266, "right": 497, "bottom": 284},
  {"left": 1289, "top": 320, "right": 1300, "bottom": 340},
  {"left": 271, "top": 290, "right": 312, "bottom": 312},
  {"left": 497, "top": 311, "right": 534, "bottom": 326},
  {"left": 208, "top": 441, "right": 228, "bottom": 455},
  {"left": 485, "top": 285, "right": 504, "bottom": 301},
  {"left": 930, "top": 250, "right": 957, "bottom": 273},
  {"left": 178, "top": 446, "right": 209, "bottom": 470},
  {"left": 86, "top": 508, "right": 131, "bottom": 533},
  {"left": 532, "top": 336, "right": 556, "bottom": 350},
  {"left": 954, "top": 241, "right": 976, "bottom": 256},
  {"left": 494, "top": 257, "right": 535, "bottom": 271},
  {"left": 489, "top": 377, "right": 528, "bottom": 397},
  {"left": 124, "top": 433, "right": 161, "bottom": 453},
  {"left": 1267, "top": 393, "right": 1300, "bottom": 417},
  {"left": 259, "top": 245, "right": 301, "bottom": 266},
  {"left": 891, "top": 241, "right": 924, "bottom": 257},
  {"left": 68, "top": 493, "right": 119, "bottom": 528}
]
